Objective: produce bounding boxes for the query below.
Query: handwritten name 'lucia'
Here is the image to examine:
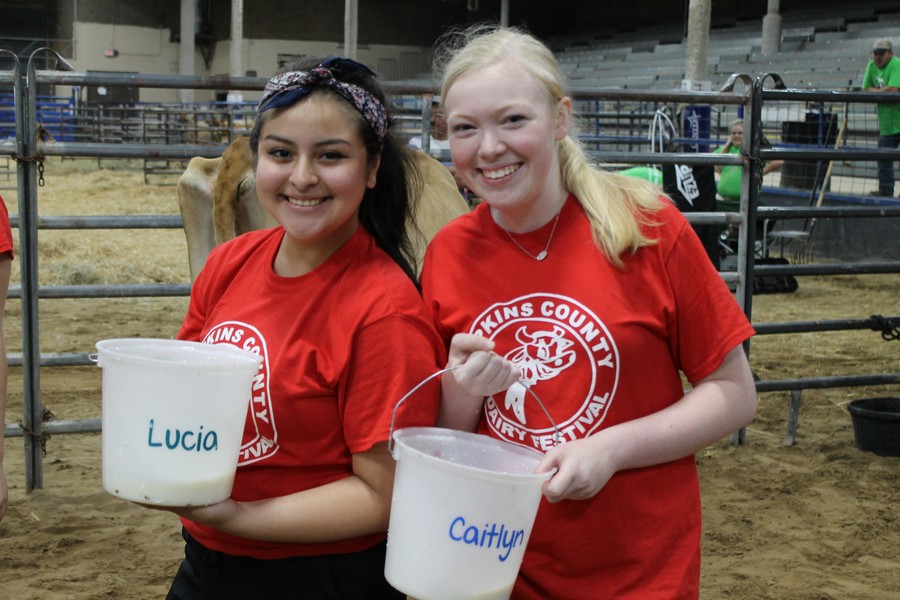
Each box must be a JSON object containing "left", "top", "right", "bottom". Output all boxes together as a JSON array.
[{"left": 147, "top": 419, "right": 219, "bottom": 452}]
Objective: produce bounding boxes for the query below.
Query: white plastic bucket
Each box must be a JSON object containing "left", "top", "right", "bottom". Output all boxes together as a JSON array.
[
  {"left": 385, "top": 426, "right": 551, "bottom": 600},
  {"left": 95, "top": 338, "right": 262, "bottom": 506}
]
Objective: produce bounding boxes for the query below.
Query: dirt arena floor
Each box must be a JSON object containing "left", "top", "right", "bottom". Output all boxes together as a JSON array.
[{"left": 1, "top": 161, "right": 898, "bottom": 599}]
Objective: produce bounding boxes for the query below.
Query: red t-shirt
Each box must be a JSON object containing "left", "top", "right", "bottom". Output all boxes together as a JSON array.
[
  {"left": 0, "top": 194, "right": 13, "bottom": 257},
  {"left": 421, "top": 196, "right": 754, "bottom": 599},
  {"left": 178, "top": 226, "right": 445, "bottom": 558}
]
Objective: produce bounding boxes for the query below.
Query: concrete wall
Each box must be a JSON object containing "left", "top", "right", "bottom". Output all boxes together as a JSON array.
[
  {"left": 70, "top": 22, "right": 185, "bottom": 103},
  {"left": 66, "top": 21, "right": 431, "bottom": 104}
]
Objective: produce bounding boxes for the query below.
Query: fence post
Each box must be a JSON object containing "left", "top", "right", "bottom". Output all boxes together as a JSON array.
[{"left": 19, "top": 50, "right": 48, "bottom": 491}]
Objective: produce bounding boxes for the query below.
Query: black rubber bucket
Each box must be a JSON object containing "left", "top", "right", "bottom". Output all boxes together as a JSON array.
[{"left": 847, "top": 398, "right": 900, "bottom": 457}]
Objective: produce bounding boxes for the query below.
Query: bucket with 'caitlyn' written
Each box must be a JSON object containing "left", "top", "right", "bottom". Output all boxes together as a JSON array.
[{"left": 385, "top": 369, "right": 557, "bottom": 600}]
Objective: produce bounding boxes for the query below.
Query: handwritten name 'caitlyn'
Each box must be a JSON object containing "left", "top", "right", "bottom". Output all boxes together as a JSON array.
[{"left": 448, "top": 516, "right": 526, "bottom": 562}]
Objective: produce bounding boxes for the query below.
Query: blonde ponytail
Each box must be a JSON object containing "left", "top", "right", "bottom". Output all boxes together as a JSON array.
[{"left": 559, "top": 137, "right": 663, "bottom": 267}]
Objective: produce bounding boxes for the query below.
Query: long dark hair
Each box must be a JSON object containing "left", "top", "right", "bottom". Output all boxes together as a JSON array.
[{"left": 250, "top": 56, "right": 419, "bottom": 284}]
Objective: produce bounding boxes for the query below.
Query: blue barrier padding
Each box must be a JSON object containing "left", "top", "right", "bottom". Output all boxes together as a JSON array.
[{"left": 761, "top": 185, "right": 900, "bottom": 207}]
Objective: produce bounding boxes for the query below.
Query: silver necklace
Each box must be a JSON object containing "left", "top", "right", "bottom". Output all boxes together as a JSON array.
[{"left": 503, "top": 209, "right": 562, "bottom": 262}]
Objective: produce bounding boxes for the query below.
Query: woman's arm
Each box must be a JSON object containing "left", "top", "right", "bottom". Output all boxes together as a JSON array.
[
  {"left": 0, "top": 258, "right": 10, "bottom": 521},
  {"left": 537, "top": 344, "right": 757, "bottom": 502},
  {"left": 762, "top": 160, "right": 784, "bottom": 175},
  {"left": 162, "top": 442, "right": 397, "bottom": 543}
]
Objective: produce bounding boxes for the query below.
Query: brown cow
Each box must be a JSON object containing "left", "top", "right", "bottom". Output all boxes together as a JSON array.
[{"left": 177, "top": 136, "right": 469, "bottom": 282}]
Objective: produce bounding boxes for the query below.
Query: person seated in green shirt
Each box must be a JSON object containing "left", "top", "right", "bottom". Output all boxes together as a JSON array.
[{"left": 714, "top": 119, "right": 782, "bottom": 211}]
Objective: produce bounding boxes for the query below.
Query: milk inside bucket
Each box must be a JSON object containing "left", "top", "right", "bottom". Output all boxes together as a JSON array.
[
  {"left": 95, "top": 338, "right": 262, "bottom": 506},
  {"left": 385, "top": 369, "right": 557, "bottom": 600}
]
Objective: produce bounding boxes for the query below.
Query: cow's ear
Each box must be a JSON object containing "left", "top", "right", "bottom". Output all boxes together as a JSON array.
[{"left": 366, "top": 154, "right": 381, "bottom": 189}]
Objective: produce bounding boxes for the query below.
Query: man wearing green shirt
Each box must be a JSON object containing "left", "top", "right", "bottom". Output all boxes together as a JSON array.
[{"left": 863, "top": 38, "right": 900, "bottom": 197}]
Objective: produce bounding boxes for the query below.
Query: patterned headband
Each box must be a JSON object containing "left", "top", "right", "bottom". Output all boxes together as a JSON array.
[{"left": 258, "top": 63, "right": 389, "bottom": 143}]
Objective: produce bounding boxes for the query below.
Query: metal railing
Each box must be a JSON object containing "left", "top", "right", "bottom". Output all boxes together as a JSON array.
[{"left": 2, "top": 50, "right": 898, "bottom": 491}]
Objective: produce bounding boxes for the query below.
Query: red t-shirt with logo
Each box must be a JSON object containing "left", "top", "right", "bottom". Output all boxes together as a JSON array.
[
  {"left": 421, "top": 196, "right": 754, "bottom": 599},
  {"left": 178, "top": 226, "right": 445, "bottom": 558}
]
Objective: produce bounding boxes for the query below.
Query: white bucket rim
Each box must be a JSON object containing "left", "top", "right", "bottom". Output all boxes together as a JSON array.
[
  {"left": 95, "top": 338, "right": 262, "bottom": 371},
  {"left": 391, "top": 426, "right": 552, "bottom": 484}
]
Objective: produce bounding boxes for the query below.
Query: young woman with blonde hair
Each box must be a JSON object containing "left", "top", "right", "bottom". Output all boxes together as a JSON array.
[{"left": 421, "top": 25, "right": 757, "bottom": 599}]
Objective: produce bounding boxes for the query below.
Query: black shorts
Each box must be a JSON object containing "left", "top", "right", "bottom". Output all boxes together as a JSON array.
[{"left": 166, "top": 528, "right": 405, "bottom": 600}]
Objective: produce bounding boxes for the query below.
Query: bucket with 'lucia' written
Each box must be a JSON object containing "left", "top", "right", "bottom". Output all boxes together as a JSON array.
[
  {"left": 385, "top": 369, "right": 558, "bottom": 600},
  {"left": 95, "top": 338, "right": 262, "bottom": 506}
]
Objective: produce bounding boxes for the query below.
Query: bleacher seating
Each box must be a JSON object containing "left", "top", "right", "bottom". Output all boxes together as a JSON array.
[{"left": 549, "top": 2, "right": 900, "bottom": 92}]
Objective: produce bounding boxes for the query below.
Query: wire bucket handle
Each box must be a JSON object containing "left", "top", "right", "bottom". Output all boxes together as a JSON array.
[{"left": 388, "top": 366, "right": 562, "bottom": 454}]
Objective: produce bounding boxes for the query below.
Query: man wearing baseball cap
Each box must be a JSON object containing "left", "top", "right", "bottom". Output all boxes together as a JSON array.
[{"left": 863, "top": 38, "right": 900, "bottom": 196}]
